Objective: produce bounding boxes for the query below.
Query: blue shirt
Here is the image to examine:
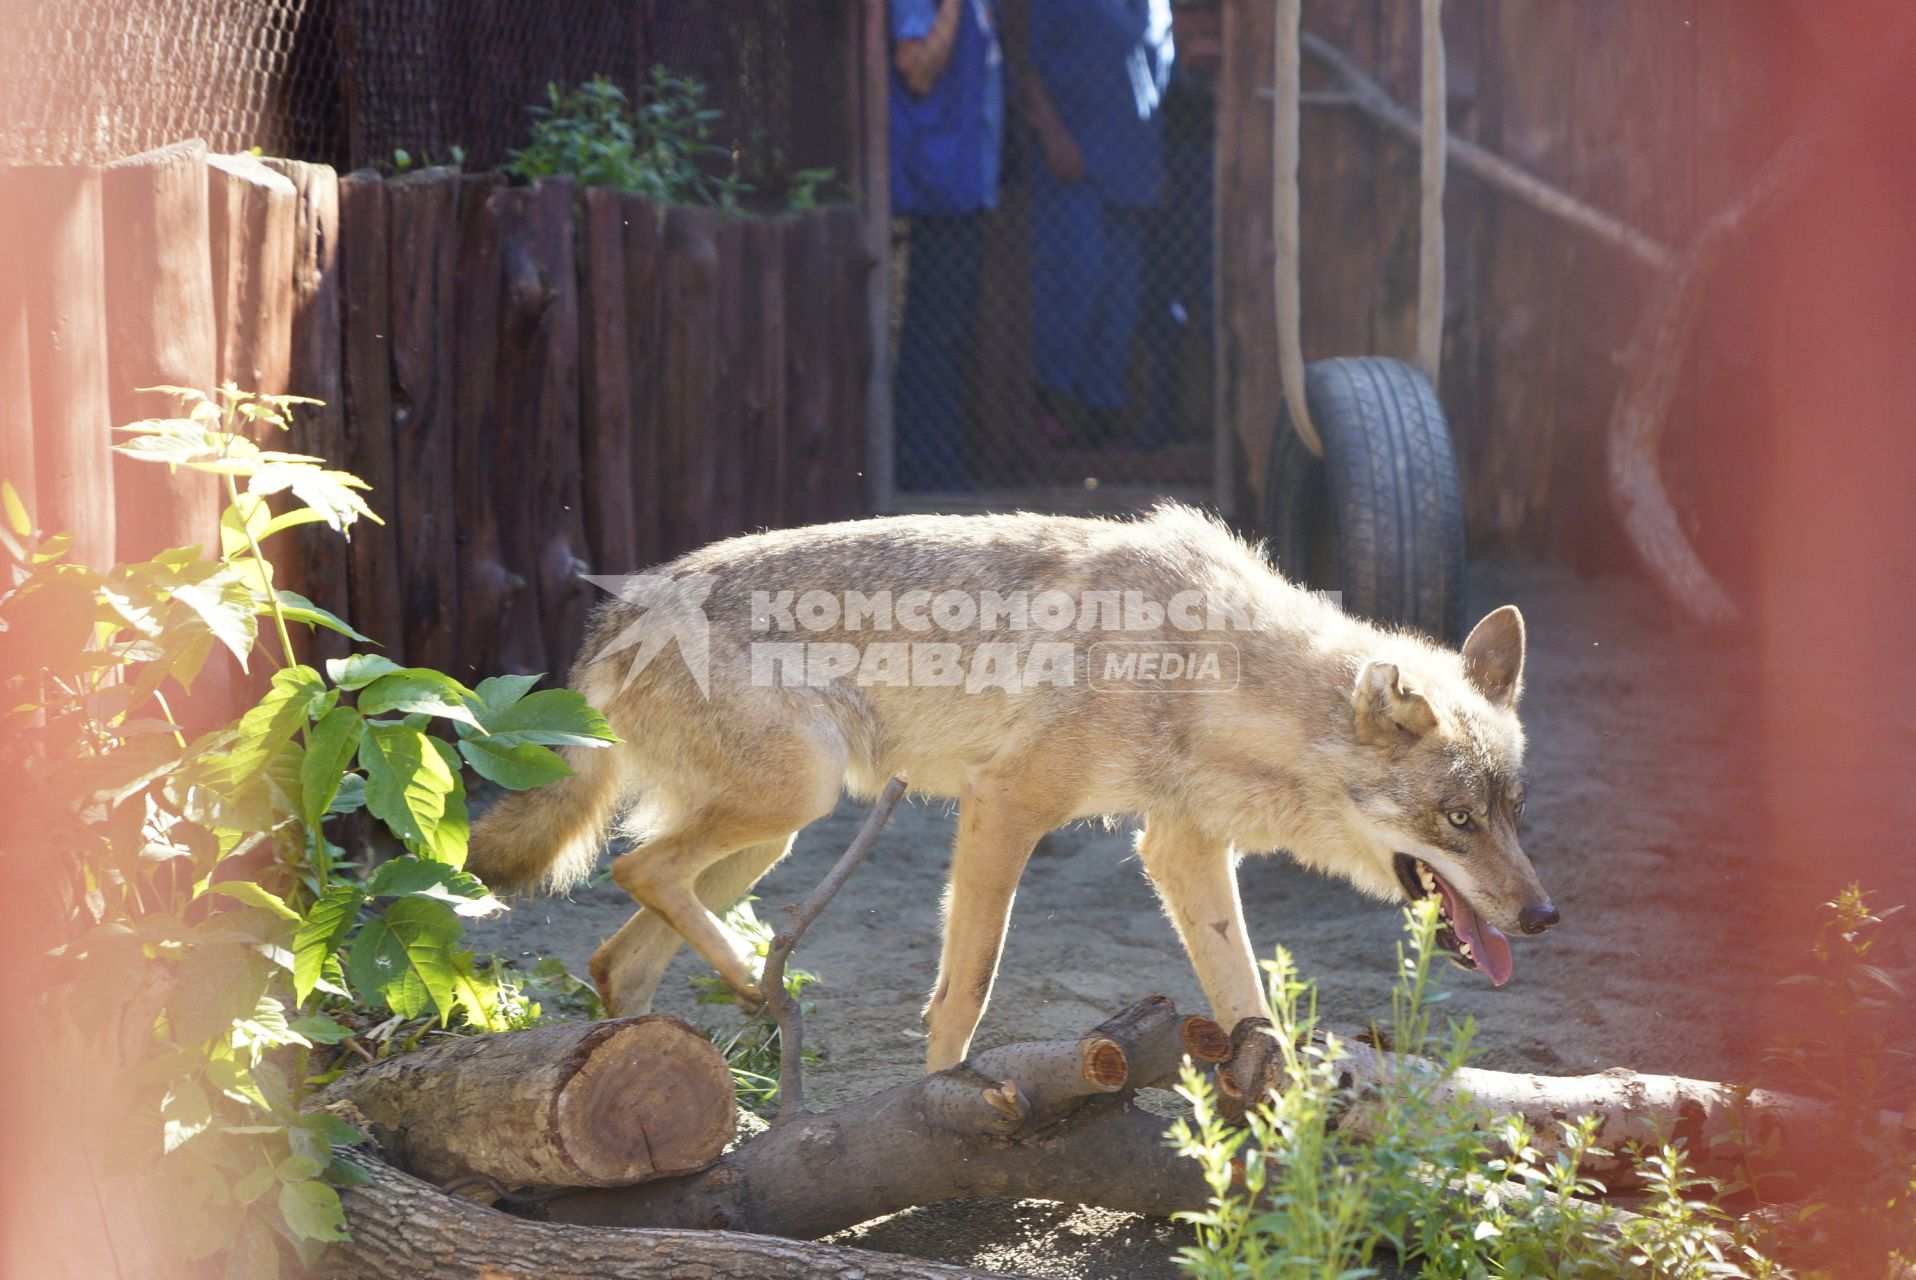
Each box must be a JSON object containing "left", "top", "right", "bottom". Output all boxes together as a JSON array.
[
  {"left": 1029, "top": 0, "right": 1174, "bottom": 207},
  {"left": 890, "top": 0, "right": 1005, "bottom": 215}
]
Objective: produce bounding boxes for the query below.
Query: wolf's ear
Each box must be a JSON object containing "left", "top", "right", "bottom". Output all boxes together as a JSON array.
[
  {"left": 1354, "top": 661, "right": 1440, "bottom": 745},
  {"left": 1461, "top": 605, "right": 1526, "bottom": 708}
]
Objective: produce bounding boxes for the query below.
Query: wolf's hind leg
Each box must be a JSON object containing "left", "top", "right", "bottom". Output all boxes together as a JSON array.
[
  {"left": 1136, "top": 816, "right": 1269, "bottom": 1029},
  {"left": 923, "top": 777, "right": 1063, "bottom": 1072},
  {"left": 590, "top": 835, "right": 797, "bottom": 1016}
]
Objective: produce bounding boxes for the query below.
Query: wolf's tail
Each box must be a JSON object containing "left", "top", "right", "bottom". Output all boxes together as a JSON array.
[{"left": 467, "top": 740, "right": 624, "bottom": 894}]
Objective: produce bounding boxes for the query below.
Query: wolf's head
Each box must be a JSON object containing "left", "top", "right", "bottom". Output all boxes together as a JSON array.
[{"left": 1341, "top": 605, "right": 1556, "bottom": 986}]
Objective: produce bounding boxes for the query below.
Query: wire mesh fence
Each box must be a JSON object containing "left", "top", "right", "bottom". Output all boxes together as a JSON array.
[
  {"left": 887, "top": 0, "right": 1221, "bottom": 508},
  {"left": 0, "top": 0, "right": 861, "bottom": 200}
]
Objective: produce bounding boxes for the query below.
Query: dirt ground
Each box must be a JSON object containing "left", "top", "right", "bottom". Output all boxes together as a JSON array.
[{"left": 467, "top": 557, "right": 1916, "bottom": 1278}]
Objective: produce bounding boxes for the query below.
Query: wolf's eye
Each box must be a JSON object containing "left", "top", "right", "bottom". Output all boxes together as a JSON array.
[
  {"left": 1445, "top": 809, "right": 1473, "bottom": 829},
  {"left": 1513, "top": 797, "right": 1526, "bottom": 818}
]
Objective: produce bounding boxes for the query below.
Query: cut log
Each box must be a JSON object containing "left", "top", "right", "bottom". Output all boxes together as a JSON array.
[
  {"left": 385, "top": 168, "right": 460, "bottom": 676},
  {"left": 262, "top": 157, "right": 350, "bottom": 669},
  {"left": 578, "top": 185, "right": 638, "bottom": 573},
  {"left": 0, "top": 180, "right": 36, "bottom": 523},
  {"left": 319, "top": 1015, "right": 735, "bottom": 1190},
  {"left": 9, "top": 165, "right": 115, "bottom": 569},
  {"left": 101, "top": 139, "right": 221, "bottom": 562},
  {"left": 206, "top": 153, "right": 296, "bottom": 396},
  {"left": 1220, "top": 1023, "right": 1908, "bottom": 1190},
  {"left": 336, "top": 171, "right": 405, "bottom": 664},
  {"left": 322, "top": 1154, "right": 1009, "bottom": 1280},
  {"left": 547, "top": 996, "right": 1231, "bottom": 1239},
  {"left": 452, "top": 173, "right": 514, "bottom": 682}
]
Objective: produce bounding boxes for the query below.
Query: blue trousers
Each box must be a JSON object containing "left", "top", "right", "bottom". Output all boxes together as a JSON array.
[
  {"left": 1030, "top": 171, "right": 1147, "bottom": 410},
  {"left": 894, "top": 212, "right": 988, "bottom": 491}
]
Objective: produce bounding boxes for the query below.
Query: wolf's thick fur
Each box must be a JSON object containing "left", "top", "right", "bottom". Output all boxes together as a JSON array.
[{"left": 470, "top": 505, "right": 1554, "bottom": 1070}]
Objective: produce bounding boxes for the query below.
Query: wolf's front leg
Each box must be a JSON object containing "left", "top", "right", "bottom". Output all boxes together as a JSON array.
[
  {"left": 923, "top": 777, "right": 1062, "bottom": 1072},
  {"left": 1136, "top": 816, "right": 1270, "bottom": 1029}
]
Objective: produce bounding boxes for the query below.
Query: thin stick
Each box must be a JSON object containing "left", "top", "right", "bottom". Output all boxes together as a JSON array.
[
  {"left": 1268, "top": 34, "right": 1676, "bottom": 272},
  {"left": 762, "top": 774, "right": 909, "bottom": 1124}
]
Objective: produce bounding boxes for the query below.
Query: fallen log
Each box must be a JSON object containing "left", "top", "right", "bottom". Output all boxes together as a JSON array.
[
  {"left": 318, "top": 1015, "right": 734, "bottom": 1189},
  {"left": 1221, "top": 1022, "right": 1906, "bottom": 1190},
  {"left": 321, "top": 1155, "right": 1010, "bottom": 1280},
  {"left": 544, "top": 995, "right": 1233, "bottom": 1238}
]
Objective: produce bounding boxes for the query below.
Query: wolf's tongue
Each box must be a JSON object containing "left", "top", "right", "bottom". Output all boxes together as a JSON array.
[{"left": 1435, "top": 876, "right": 1514, "bottom": 987}]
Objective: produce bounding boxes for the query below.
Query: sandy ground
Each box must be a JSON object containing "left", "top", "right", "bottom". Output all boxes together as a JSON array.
[{"left": 467, "top": 558, "right": 1916, "bottom": 1278}]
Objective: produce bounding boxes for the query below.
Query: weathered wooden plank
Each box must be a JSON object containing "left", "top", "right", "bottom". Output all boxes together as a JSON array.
[
  {"left": 207, "top": 153, "right": 296, "bottom": 396},
  {"left": 454, "top": 173, "right": 516, "bottom": 681},
  {"left": 11, "top": 166, "right": 115, "bottom": 569},
  {"left": 739, "top": 216, "right": 788, "bottom": 530},
  {"left": 829, "top": 205, "right": 874, "bottom": 522},
  {"left": 621, "top": 196, "right": 666, "bottom": 569},
  {"left": 0, "top": 177, "right": 38, "bottom": 528},
  {"left": 781, "top": 211, "right": 833, "bottom": 527},
  {"left": 101, "top": 139, "right": 222, "bottom": 561},
  {"left": 494, "top": 179, "right": 590, "bottom": 677},
  {"left": 386, "top": 168, "right": 461, "bottom": 675},
  {"left": 1472, "top": 1, "right": 1576, "bottom": 547},
  {"left": 337, "top": 170, "right": 406, "bottom": 663},
  {"left": 578, "top": 185, "right": 638, "bottom": 571},
  {"left": 708, "top": 216, "right": 746, "bottom": 542},
  {"left": 262, "top": 158, "right": 351, "bottom": 668},
  {"left": 856, "top": 0, "right": 895, "bottom": 511},
  {"left": 656, "top": 205, "right": 720, "bottom": 558}
]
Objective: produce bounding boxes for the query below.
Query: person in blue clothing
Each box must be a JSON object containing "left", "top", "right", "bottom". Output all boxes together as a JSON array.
[
  {"left": 890, "top": 0, "right": 1005, "bottom": 492},
  {"left": 1025, "top": 0, "right": 1174, "bottom": 448}
]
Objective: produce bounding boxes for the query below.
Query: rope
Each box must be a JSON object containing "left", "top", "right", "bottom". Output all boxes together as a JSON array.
[
  {"left": 1416, "top": 0, "right": 1446, "bottom": 385},
  {"left": 1272, "top": 0, "right": 1322, "bottom": 457}
]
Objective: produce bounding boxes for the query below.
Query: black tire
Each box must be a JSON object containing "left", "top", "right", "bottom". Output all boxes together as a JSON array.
[{"left": 1262, "top": 357, "right": 1466, "bottom": 644}]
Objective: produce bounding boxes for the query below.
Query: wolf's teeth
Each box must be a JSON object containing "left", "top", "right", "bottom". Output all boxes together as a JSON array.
[{"left": 1457, "top": 938, "right": 1474, "bottom": 960}]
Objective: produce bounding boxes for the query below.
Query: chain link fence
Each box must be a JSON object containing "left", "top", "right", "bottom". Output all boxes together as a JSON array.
[
  {"left": 888, "top": 0, "right": 1220, "bottom": 507},
  {"left": 0, "top": 0, "right": 858, "bottom": 202}
]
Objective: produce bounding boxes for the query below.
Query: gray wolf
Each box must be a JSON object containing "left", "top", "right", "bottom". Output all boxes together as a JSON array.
[{"left": 468, "top": 503, "right": 1557, "bottom": 1071}]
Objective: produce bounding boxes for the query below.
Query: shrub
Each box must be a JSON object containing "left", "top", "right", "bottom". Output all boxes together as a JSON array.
[
  {"left": 1168, "top": 898, "right": 1788, "bottom": 1279},
  {"left": 502, "top": 70, "right": 753, "bottom": 209},
  {"left": 0, "top": 385, "right": 617, "bottom": 1274}
]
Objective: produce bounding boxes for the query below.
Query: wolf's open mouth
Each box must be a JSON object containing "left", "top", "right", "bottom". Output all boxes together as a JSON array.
[{"left": 1393, "top": 854, "right": 1514, "bottom": 987}]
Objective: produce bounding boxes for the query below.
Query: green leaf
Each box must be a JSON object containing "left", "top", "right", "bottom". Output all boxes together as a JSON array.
[
  {"left": 293, "top": 885, "right": 365, "bottom": 1005},
  {"left": 458, "top": 736, "right": 575, "bottom": 790},
  {"left": 290, "top": 1013, "right": 353, "bottom": 1045},
  {"left": 347, "top": 897, "right": 463, "bottom": 1021},
  {"left": 224, "top": 666, "right": 327, "bottom": 784},
  {"left": 2, "top": 479, "right": 30, "bottom": 536},
  {"left": 301, "top": 1109, "right": 366, "bottom": 1149},
  {"left": 160, "top": 1079, "right": 213, "bottom": 1153},
  {"left": 169, "top": 562, "right": 261, "bottom": 670},
  {"left": 358, "top": 722, "right": 461, "bottom": 861},
  {"left": 326, "top": 1156, "right": 374, "bottom": 1188},
  {"left": 272, "top": 590, "right": 372, "bottom": 642},
  {"left": 204, "top": 880, "right": 301, "bottom": 922},
  {"left": 326, "top": 653, "right": 404, "bottom": 690},
  {"left": 231, "top": 1162, "right": 279, "bottom": 1206},
  {"left": 468, "top": 672, "right": 541, "bottom": 720},
  {"left": 276, "top": 1178, "right": 350, "bottom": 1243},
  {"left": 363, "top": 857, "right": 502, "bottom": 916},
  {"left": 300, "top": 706, "right": 364, "bottom": 832},
  {"left": 171, "top": 938, "right": 273, "bottom": 1045},
  {"left": 479, "top": 688, "right": 618, "bottom": 749},
  {"left": 328, "top": 772, "right": 367, "bottom": 816},
  {"left": 357, "top": 669, "right": 483, "bottom": 731}
]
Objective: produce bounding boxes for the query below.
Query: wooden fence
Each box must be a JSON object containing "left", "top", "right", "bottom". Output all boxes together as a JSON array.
[{"left": 0, "top": 141, "right": 873, "bottom": 684}]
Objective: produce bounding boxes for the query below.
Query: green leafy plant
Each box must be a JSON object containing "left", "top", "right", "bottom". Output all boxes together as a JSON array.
[
  {"left": 503, "top": 70, "right": 752, "bottom": 209},
  {"left": 1168, "top": 899, "right": 1786, "bottom": 1279},
  {"left": 689, "top": 897, "right": 819, "bottom": 1114},
  {"left": 1, "top": 385, "right": 617, "bottom": 1275},
  {"left": 1745, "top": 885, "right": 1913, "bottom": 1272},
  {"left": 391, "top": 144, "right": 468, "bottom": 174}
]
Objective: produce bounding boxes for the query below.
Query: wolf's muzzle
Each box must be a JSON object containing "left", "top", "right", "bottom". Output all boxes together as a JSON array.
[{"left": 1518, "top": 900, "right": 1560, "bottom": 935}]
